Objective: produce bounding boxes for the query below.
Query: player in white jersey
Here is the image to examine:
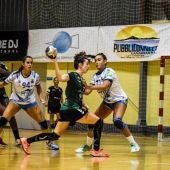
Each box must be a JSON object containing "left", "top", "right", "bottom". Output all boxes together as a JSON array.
[
  {"left": 0, "top": 56, "right": 58, "bottom": 150},
  {"left": 91, "top": 67, "right": 127, "bottom": 103},
  {"left": 76, "top": 53, "right": 140, "bottom": 156}
]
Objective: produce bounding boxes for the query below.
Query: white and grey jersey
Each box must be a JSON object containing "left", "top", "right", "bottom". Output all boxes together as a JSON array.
[
  {"left": 91, "top": 68, "right": 127, "bottom": 103},
  {"left": 4, "top": 70, "right": 40, "bottom": 105}
]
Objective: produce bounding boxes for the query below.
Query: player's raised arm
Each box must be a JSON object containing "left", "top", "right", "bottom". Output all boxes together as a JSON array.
[
  {"left": 53, "top": 60, "right": 69, "bottom": 82},
  {"left": 45, "top": 45, "right": 69, "bottom": 82}
]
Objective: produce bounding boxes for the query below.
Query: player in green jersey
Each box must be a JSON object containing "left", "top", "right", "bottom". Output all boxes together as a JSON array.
[{"left": 20, "top": 52, "right": 108, "bottom": 157}]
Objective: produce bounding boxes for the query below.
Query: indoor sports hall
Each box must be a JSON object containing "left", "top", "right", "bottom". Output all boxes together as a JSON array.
[{"left": 0, "top": 0, "right": 170, "bottom": 170}]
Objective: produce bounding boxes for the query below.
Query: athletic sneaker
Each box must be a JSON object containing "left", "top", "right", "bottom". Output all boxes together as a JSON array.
[
  {"left": 75, "top": 144, "right": 92, "bottom": 153},
  {"left": 90, "top": 149, "right": 109, "bottom": 157},
  {"left": 15, "top": 139, "right": 21, "bottom": 146},
  {"left": 20, "top": 137, "right": 30, "bottom": 155},
  {"left": 91, "top": 157, "right": 108, "bottom": 163},
  {"left": 46, "top": 141, "right": 59, "bottom": 150},
  {"left": 131, "top": 143, "right": 140, "bottom": 153},
  {"left": 0, "top": 137, "right": 7, "bottom": 148}
]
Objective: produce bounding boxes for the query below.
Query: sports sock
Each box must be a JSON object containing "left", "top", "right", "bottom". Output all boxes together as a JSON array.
[
  {"left": 27, "top": 132, "right": 60, "bottom": 144},
  {"left": 93, "top": 119, "right": 103, "bottom": 151},
  {"left": 86, "top": 136, "right": 93, "bottom": 146},
  {"left": 126, "top": 135, "right": 136, "bottom": 144},
  {"left": 9, "top": 117, "right": 20, "bottom": 139}
]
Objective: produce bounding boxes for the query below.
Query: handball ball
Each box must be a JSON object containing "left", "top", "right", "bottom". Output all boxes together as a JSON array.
[{"left": 45, "top": 45, "right": 57, "bottom": 59}]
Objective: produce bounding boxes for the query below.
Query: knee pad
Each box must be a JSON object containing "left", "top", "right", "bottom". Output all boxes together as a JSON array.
[
  {"left": 113, "top": 117, "right": 126, "bottom": 130},
  {"left": 0, "top": 117, "right": 8, "bottom": 127},
  {"left": 39, "top": 120, "right": 48, "bottom": 130}
]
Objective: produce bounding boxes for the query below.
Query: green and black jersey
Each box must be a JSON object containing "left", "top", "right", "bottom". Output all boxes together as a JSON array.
[
  {"left": 61, "top": 72, "right": 85, "bottom": 110},
  {"left": 66, "top": 72, "right": 85, "bottom": 105},
  {"left": 60, "top": 72, "right": 88, "bottom": 122}
]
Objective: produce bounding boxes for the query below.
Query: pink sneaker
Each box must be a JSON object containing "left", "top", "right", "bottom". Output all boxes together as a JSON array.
[
  {"left": 20, "top": 137, "right": 30, "bottom": 155},
  {"left": 91, "top": 157, "right": 108, "bottom": 163},
  {"left": 90, "top": 149, "right": 109, "bottom": 157}
]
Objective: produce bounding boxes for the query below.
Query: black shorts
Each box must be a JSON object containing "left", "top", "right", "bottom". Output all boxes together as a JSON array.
[
  {"left": 59, "top": 107, "right": 88, "bottom": 122},
  {"left": 48, "top": 103, "right": 61, "bottom": 114}
]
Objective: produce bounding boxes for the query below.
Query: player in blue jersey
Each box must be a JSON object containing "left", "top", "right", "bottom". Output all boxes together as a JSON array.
[
  {"left": 0, "top": 56, "right": 58, "bottom": 150},
  {"left": 75, "top": 53, "right": 140, "bottom": 156},
  {"left": 20, "top": 52, "right": 108, "bottom": 157}
]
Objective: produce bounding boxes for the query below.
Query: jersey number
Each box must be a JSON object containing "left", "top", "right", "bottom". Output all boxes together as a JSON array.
[{"left": 22, "top": 82, "right": 31, "bottom": 88}]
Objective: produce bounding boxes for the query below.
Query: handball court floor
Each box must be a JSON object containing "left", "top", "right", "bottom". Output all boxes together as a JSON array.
[{"left": 1, "top": 129, "right": 170, "bottom": 170}]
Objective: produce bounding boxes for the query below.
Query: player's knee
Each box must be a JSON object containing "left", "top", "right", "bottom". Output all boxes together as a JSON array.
[
  {"left": 113, "top": 117, "right": 126, "bottom": 130},
  {"left": 0, "top": 117, "right": 8, "bottom": 127},
  {"left": 39, "top": 120, "right": 48, "bottom": 130}
]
